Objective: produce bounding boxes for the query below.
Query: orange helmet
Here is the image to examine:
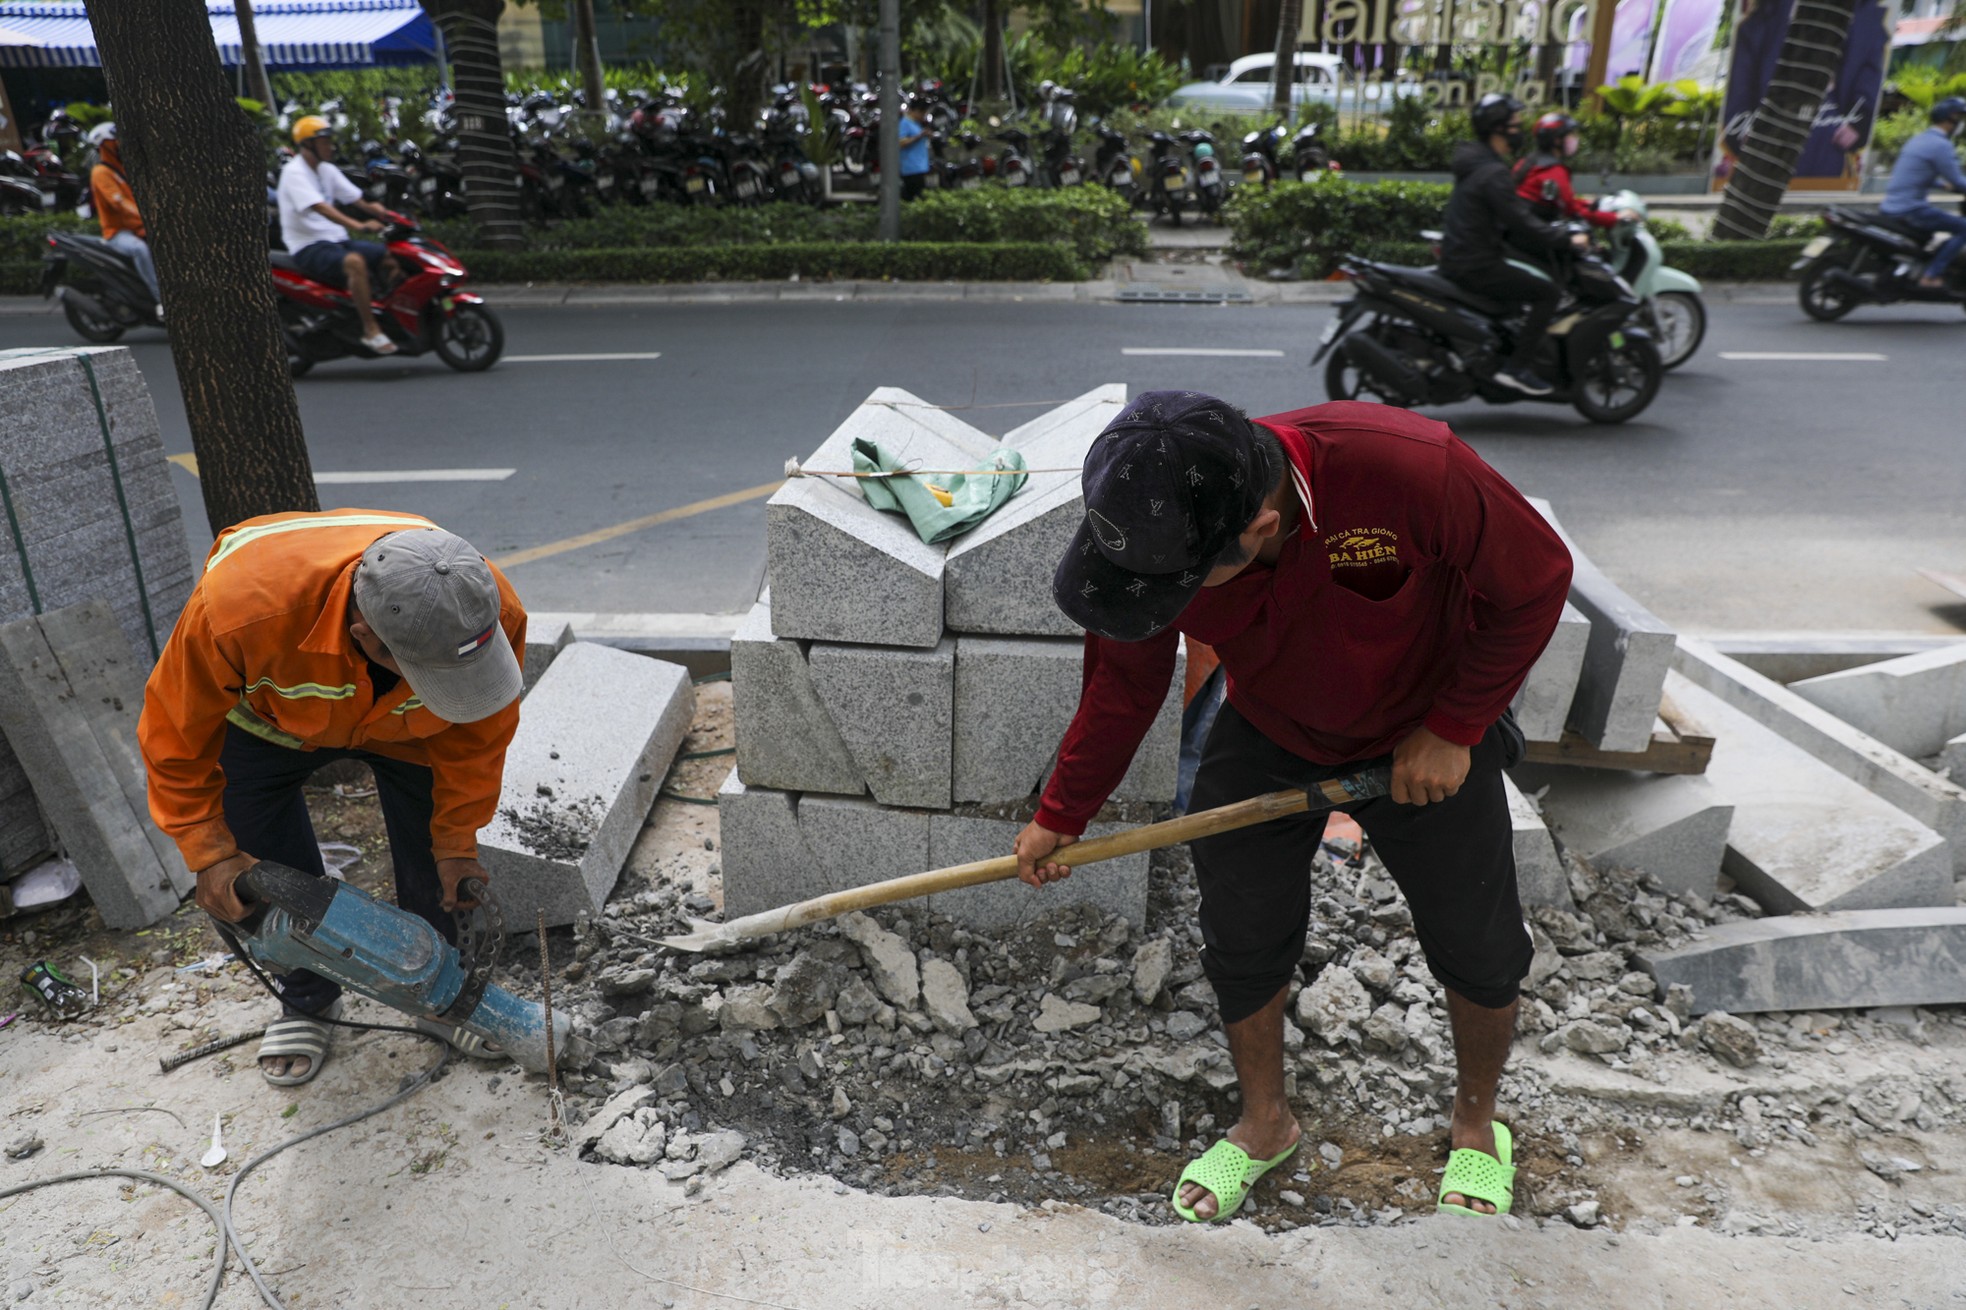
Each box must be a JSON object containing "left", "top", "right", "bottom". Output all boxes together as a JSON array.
[{"left": 291, "top": 115, "right": 332, "bottom": 147}]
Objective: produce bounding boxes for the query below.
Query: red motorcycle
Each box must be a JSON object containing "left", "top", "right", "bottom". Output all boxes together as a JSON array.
[{"left": 271, "top": 212, "right": 503, "bottom": 377}]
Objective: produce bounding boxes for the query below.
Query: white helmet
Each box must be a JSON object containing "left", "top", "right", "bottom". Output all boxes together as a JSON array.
[{"left": 86, "top": 121, "right": 117, "bottom": 147}]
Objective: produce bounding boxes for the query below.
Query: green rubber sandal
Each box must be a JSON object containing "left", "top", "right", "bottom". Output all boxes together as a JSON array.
[
  {"left": 1171, "top": 1136, "right": 1300, "bottom": 1223},
  {"left": 1437, "top": 1121, "right": 1516, "bottom": 1218}
]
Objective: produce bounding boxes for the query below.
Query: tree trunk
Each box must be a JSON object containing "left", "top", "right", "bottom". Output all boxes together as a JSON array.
[
  {"left": 727, "top": 2, "right": 770, "bottom": 131},
  {"left": 979, "top": 0, "right": 1003, "bottom": 100},
  {"left": 421, "top": 0, "right": 523, "bottom": 250},
  {"left": 234, "top": 0, "right": 275, "bottom": 110},
  {"left": 1712, "top": 0, "right": 1861, "bottom": 240},
  {"left": 1271, "top": 0, "right": 1304, "bottom": 118},
  {"left": 83, "top": 0, "right": 316, "bottom": 533},
  {"left": 569, "top": 0, "right": 608, "bottom": 124}
]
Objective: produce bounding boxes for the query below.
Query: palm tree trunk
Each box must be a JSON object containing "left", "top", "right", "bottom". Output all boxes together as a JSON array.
[
  {"left": 1711, "top": 0, "right": 1862, "bottom": 241},
  {"left": 421, "top": 0, "right": 523, "bottom": 251},
  {"left": 83, "top": 0, "right": 317, "bottom": 532}
]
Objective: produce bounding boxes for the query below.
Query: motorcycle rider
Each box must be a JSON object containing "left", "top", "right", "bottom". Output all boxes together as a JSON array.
[
  {"left": 1513, "top": 113, "right": 1621, "bottom": 231},
  {"left": 85, "top": 122, "right": 162, "bottom": 316},
  {"left": 1439, "top": 94, "right": 1588, "bottom": 398},
  {"left": 277, "top": 115, "right": 399, "bottom": 355},
  {"left": 1879, "top": 96, "right": 1966, "bottom": 290}
]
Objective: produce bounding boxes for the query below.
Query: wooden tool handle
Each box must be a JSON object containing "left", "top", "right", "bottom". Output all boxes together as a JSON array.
[{"left": 667, "top": 767, "right": 1392, "bottom": 951}]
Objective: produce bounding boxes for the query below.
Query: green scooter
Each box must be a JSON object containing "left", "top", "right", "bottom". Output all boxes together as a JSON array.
[{"left": 1595, "top": 189, "right": 1705, "bottom": 370}]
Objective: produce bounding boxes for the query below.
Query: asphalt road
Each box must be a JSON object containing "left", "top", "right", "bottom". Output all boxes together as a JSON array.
[{"left": 4, "top": 294, "right": 1963, "bottom": 634}]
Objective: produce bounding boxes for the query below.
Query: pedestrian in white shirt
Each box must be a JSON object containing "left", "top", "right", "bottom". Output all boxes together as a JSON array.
[{"left": 278, "top": 115, "right": 399, "bottom": 354}]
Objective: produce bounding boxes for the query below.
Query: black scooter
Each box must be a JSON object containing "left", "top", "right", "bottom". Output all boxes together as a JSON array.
[
  {"left": 1313, "top": 240, "right": 1663, "bottom": 425},
  {"left": 39, "top": 228, "right": 162, "bottom": 342},
  {"left": 1793, "top": 204, "right": 1966, "bottom": 320}
]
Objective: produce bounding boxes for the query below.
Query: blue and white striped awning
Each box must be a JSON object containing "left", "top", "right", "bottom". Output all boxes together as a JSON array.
[{"left": 0, "top": 1, "right": 438, "bottom": 71}]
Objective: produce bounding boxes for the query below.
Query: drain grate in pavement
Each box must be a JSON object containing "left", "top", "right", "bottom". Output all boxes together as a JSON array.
[{"left": 1116, "top": 286, "right": 1255, "bottom": 304}]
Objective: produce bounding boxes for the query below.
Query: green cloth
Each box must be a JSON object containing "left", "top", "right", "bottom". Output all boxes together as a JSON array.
[{"left": 851, "top": 437, "right": 1028, "bottom": 544}]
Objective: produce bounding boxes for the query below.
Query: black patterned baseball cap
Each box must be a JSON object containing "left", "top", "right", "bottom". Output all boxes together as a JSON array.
[{"left": 1052, "top": 390, "right": 1271, "bottom": 642}]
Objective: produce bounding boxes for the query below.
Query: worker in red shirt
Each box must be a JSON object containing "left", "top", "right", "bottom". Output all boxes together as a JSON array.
[
  {"left": 1513, "top": 112, "right": 1621, "bottom": 230},
  {"left": 1013, "top": 392, "right": 1571, "bottom": 1223}
]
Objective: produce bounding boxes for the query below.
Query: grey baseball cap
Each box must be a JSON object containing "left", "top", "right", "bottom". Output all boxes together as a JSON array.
[{"left": 352, "top": 528, "right": 521, "bottom": 723}]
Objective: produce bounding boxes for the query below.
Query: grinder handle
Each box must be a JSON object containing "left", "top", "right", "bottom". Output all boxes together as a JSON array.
[{"left": 229, "top": 861, "right": 340, "bottom": 934}]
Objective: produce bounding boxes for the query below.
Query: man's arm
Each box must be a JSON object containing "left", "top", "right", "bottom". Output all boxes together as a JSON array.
[
  {"left": 1016, "top": 629, "right": 1179, "bottom": 884},
  {"left": 1422, "top": 439, "right": 1573, "bottom": 745},
  {"left": 137, "top": 592, "right": 247, "bottom": 874},
  {"left": 1486, "top": 167, "right": 1571, "bottom": 254}
]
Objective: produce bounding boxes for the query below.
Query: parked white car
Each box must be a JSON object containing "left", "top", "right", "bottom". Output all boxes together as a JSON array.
[{"left": 1165, "top": 52, "right": 1419, "bottom": 113}]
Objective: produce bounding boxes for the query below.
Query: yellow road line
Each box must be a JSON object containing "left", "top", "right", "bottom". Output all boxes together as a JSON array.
[
  {"left": 492, "top": 481, "right": 783, "bottom": 570},
  {"left": 168, "top": 452, "right": 200, "bottom": 476}
]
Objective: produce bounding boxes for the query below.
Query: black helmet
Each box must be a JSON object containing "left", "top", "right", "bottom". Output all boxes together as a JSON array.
[
  {"left": 1932, "top": 96, "right": 1966, "bottom": 125},
  {"left": 1532, "top": 111, "right": 1578, "bottom": 153},
  {"left": 1471, "top": 93, "right": 1525, "bottom": 140}
]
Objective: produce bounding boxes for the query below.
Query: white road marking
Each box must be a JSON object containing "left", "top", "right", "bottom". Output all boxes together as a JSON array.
[
  {"left": 1718, "top": 351, "right": 1887, "bottom": 362},
  {"left": 313, "top": 469, "right": 516, "bottom": 484},
  {"left": 502, "top": 351, "right": 664, "bottom": 363},
  {"left": 1121, "top": 347, "right": 1286, "bottom": 358}
]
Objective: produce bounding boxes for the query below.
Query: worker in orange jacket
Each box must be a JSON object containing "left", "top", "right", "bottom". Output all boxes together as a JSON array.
[
  {"left": 138, "top": 510, "right": 527, "bottom": 1086},
  {"left": 86, "top": 122, "right": 161, "bottom": 312}
]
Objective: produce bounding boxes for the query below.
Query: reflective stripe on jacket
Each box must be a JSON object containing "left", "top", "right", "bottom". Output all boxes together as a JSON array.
[{"left": 138, "top": 509, "right": 527, "bottom": 872}]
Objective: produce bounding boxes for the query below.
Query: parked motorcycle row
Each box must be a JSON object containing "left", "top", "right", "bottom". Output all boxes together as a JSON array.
[{"left": 1314, "top": 192, "right": 1705, "bottom": 426}]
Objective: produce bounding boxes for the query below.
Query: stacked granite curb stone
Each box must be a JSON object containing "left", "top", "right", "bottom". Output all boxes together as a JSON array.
[
  {"left": 724, "top": 386, "right": 1184, "bottom": 929},
  {"left": 0, "top": 347, "right": 195, "bottom": 910}
]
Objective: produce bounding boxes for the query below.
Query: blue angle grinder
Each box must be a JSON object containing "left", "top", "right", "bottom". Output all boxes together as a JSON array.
[{"left": 222, "top": 861, "right": 569, "bottom": 1073}]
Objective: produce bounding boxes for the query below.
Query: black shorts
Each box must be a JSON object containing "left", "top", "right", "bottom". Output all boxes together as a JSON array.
[
  {"left": 292, "top": 239, "right": 385, "bottom": 288},
  {"left": 1187, "top": 702, "right": 1532, "bottom": 1024}
]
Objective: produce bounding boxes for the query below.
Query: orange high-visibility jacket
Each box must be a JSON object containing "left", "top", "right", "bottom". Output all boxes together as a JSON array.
[
  {"left": 91, "top": 163, "right": 146, "bottom": 241},
  {"left": 138, "top": 510, "right": 527, "bottom": 873}
]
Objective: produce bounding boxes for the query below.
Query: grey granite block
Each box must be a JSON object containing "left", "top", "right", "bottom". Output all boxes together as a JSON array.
[
  {"left": 926, "top": 813, "right": 1148, "bottom": 931},
  {"left": 807, "top": 638, "right": 954, "bottom": 810},
  {"left": 717, "top": 780, "right": 932, "bottom": 919},
  {"left": 1635, "top": 908, "right": 1966, "bottom": 1015},
  {"left": 1789, "top": 643, "right": 1966, "bottom": 759},
  {"left": 765, "top": 390, "right": 996, "bottom": 649},
  {"left": 1528, "top": 499, "right": 1676, "bottom": 753},
  {"left": 1674, "top": 639, "right": 1966, "bottom": 876},
  {"left": 765, "top": 478, "right": 947, "bottom": 649},
  {"left": 0, "top": 788, "right": 52, "bottom": 876},
  {"left": 943, "top": 385, "right": 1125, "bottom": 637},
  {"left": 479, "top": 644, "right": 696, "bottom": 928},
  {"left": 522, "top": 617, "right": 574, "bottom": 695},
  {"left": 1509, "top": 764, "right": 1730, "bottom": 902},
  {"left": 1665, "top": 672, "right": 1954, "bottom": 914},
  {"left": 1503, "top": 773, "right": 1574, "bottom": 909},
  {"left": 0, "top": 610, "right": 181, "bottom": 927},
  {"left": 731, "top": 601, "right": 864, "bottom": 796},
  {"left": 950, "top": 633, "right": 1183, "bottom": 805},
  {"left": 1511, "top": 602, "right": 1588, "bottom": 743}
]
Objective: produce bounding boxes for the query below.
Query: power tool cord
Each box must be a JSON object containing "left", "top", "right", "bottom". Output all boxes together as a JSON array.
[{"left": 1, "top": 943, "right": 452, "bottom": 1309}]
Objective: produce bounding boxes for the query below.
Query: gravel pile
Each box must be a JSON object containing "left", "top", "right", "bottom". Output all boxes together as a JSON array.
[{"left": 546, "top": 831, "right": 1966, "bottom": 1234}]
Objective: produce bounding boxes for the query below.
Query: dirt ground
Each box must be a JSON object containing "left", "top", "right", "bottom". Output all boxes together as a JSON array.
[{"left": 4, "top": 682, "right": 1965, "bottom": 1307}]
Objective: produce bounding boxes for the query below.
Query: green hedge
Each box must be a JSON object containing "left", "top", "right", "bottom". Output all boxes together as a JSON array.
[
  {"left": 1228, "top": 176, "right": 1453, "bottom": 277},
  {"left": 432, "top": 188, "right": 1145, "bottom": 267},
  {"left": 458, "top": 241, "right": 1086, "bottom": 284},
  {"left": 0, "top": 212, "right": 90, "bottom": 294}
]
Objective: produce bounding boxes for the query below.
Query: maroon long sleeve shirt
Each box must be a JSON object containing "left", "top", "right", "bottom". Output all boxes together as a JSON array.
[{"left": 1034, "top": 401, "right": 1573, "bottom": 837}]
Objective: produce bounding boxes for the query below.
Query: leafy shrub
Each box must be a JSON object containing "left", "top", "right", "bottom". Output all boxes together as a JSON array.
[
  {"left": 458, "top": 241, "right": 1085, "bottom": 283},
  {"left": 1329, "top": 97, "right": 1469, "bottom": 172},
  {"left": 1658, "top": 239, "right": 1806, "bottom": 280},
  {"left": 1227, "top": 175, "right": 1451, "bottom": 275},
  {"left": 1764, "top": 214, "right": 1826, "bottom": 240},
  {"left": 902, "top": 186, "right": 1144, "bottom": 261},
  {"left": 0, "top": 212, "right": 90, "bottom": 294},
  {"left": 1868, "top": 106, "right": 1953, "bottom": 168}
]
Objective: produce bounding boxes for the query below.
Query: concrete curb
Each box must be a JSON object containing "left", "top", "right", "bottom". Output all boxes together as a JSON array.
[{"left": 0, "top": 280, "right": 1797, "bottom": 315}]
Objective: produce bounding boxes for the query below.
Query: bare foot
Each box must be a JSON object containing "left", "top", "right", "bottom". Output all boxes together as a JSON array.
[
  {"left": 1441, "top": 1114, "right": 1500, "bottom": 1213},
  {"left": 259, "top": 1053, "right": 313, "bottom": 1081},
  {"left": 1175, "top": 1113, "right": 1301, "bottom": 1220}
]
